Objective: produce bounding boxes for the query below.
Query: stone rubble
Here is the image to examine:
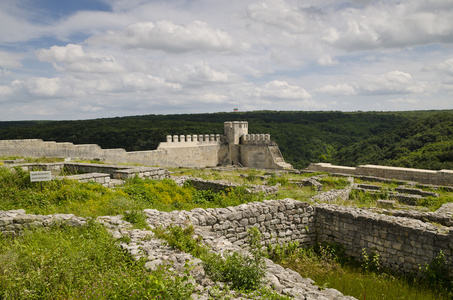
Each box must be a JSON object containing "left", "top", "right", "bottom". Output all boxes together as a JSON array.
[{"left": 97, "top": 210, "right": 356, "bottom": 300}]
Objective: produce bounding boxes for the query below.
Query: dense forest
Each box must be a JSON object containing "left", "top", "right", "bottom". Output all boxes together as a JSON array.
[{"left": 0, "top": 110, "right": 452, "bottom": 170}]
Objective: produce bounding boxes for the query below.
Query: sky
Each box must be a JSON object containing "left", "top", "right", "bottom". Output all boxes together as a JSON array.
[{"left": 1, "top": 0, "right": 453, "bottom": 121}]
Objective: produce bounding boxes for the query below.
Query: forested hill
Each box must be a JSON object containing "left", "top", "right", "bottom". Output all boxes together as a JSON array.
[
  {"left": 0, "top": 110, "right": 452, "bottom": 170},
  {"left": 333, "top": 112, "right": 453, "bottom": 170}
]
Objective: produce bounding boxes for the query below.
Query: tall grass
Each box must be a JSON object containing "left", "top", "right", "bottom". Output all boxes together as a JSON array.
[
  {"left": 266, "top": 242, "right": 452, "bottom": 300},
  {"left": 0, "top": 221, "right": 194, "bottom": 299}
]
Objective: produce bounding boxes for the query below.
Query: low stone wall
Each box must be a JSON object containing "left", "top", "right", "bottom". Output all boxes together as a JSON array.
[
  {"left": 6, "top": 162, "right": 170, "bottom": 183},
  {"left": 2, "top": 195, "right": 452, "bottom": 284},
  {"left": 370, "top": 207, "right": 453, "bottom": 227},
  {"left": 315, "top": 204, "right": 452, "bottom": 274},
  {"left": 307, "top": 163, "right": 453, "bottom": 187},
  {"left": 188, "top": 199, "right": 316, "bottom": 248},
  {"left": 183, "top": 177, "right": 279, "bottom": 195},
  {"left": 0, "top": 209, "right": 86, "bottom": 237}
]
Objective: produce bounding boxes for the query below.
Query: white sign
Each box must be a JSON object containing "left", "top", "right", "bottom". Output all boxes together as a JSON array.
[{"left": 30, "top": 171, "right": 52, "bottom": 182}]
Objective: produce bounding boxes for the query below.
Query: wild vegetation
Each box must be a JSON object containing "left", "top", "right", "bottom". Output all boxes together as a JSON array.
[
  {"left": 266, "top": 241, "right": 452, "bottom": 300},
  {"left": 1, "top": 164, "right": 452, "bottom": 298},
  {"left": 1, "top": 110, "right": 452, "bottom": 169}
]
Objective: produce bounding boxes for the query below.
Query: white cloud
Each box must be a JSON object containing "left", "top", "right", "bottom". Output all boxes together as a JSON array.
[
  {"left": 165, "top": 61, "right": 231, "bottom": 85},
  {"left": 87, "top": 20, "right": 246, "bottom": 54},
  {"left": 1, "top": 0, "right": 453, "bottom": 120},
  {"left": 121, "top": 73, "right": 181, "bottom": 91},
  {"left": 426, "top": 58, "right": 453, "bottom": 76},
  {"left": 322, "top": 1, "right": 453, "bottom": 51},
  {"left": 358, "top": 71, "right": 428, "bottom": 95},
  {"left": 25, "top": 77, "right": 62, "bottom": 97},
  {"left": 37, "top": 44, "right": 124, "bottom": 73},
  {"left": 199, "top": 93, "right": 228, "bottom": 104},
  {"left": 246, "top": 0, "right": 311, "bottom": 34},
  {"left": 318, "top": 84, "right": 356, "bottom": 96},
  {"left": 317, "top": 55, "right": 339, "bottom": 66},
  {"left": 256, "top": 80, "right": 311, "bottom": 100},
  {"left": 0, "top": 51, "right": 23, "bottom": 69}
]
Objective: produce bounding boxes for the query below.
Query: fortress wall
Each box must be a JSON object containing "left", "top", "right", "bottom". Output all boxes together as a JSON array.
[
  {"left": 158, "top": 134, "right": 222, "bottom": 148},
  {"left": 315, "top": 204, "right": 453, "bottom": 274},
  {"left": 240, "top": 144, "right": 284, "bottom": 169},
  {"left": 307, "top": 163, "right": 453, "bottom": 186},
  {"left": 162, "top": 144, "right": 225, "bottom": 168},
  {"left": 0, "top": 139, "right": 224, "bottom": 168},
  {"left": 241, "top": 134, "right": 272, "bottom": 145}
]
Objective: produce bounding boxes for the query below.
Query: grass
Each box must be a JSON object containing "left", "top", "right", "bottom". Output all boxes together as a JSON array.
[
  {"left": 2, "top": 164, "right": 453, "bottom": 299},
  {"left": 0, "top": 221, "right": 194, "bottom": 299},
  {"left": 266, "top": 242, "right": 452, "bottom": 300},
  {"left": 153, "top": 225, "right": 290, "bottom": 299}
]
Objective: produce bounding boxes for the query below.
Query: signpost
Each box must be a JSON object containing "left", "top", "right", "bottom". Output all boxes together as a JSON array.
[
  {"left": 30, "top": 171, "right": 52, "bottom": 192},
  {"left": 30, "top": 171, "right": 52, "bottom": 182}
]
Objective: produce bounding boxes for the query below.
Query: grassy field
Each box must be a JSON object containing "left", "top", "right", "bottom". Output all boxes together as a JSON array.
[{"left": 1, "top": 162, "right": 452, "bottom": 299}]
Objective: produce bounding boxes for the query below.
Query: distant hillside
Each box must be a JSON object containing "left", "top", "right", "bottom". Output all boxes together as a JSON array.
[
  {"left": 333, "top": 112, "right": 453, "bottom": 170},
  {"left": 0, "top": 110, "right": 452, "bottom": 169}
]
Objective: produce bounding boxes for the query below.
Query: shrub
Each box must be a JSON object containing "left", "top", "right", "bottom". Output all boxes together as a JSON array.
[{"left": 123, "top": 210, "right": 150, "bottom": 230}]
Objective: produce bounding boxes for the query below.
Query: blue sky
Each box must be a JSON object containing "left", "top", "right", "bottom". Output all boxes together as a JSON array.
[{"left": 1, "top": 0, "right": 453, "bottom": 120}]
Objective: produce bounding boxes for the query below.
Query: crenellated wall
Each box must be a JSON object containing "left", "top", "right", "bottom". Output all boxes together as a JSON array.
[{"left": 0, "top": 121, "right": 292, "bottom": 170}]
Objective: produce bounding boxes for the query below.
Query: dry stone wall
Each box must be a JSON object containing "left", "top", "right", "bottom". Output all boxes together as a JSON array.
[
  {"left": 2, "top": 194, "right": 452, "bottom": 293},
  {"left": 307, "top": 163, "right": 453, "bottom": 187},
  {"left": 0, "top": 209, "right": 86, "bottom": 237},
  {"left": 315, "top": 204, "right": 452, "bottom": 274}
]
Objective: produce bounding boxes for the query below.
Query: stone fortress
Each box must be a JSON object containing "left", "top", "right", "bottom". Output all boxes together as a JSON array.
[
  {"left": 0, "top": 121, "right": 292, "bottom": 170},
  {"left": 2, "top": 121, "right": 453, "bottom": 299}
]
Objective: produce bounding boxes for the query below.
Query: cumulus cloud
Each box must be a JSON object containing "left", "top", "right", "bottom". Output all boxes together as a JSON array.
[
  {"left": 317, "top": 83, "right": 356, "bottom": 96},
  {"left": 246, "top": 0, "right": 312, "bottom": 34},
  {"left": 256, "top": 80, "right": 311, "bottom": 100},
  {"left": 165, "top": 61, "right": 231, "bottom": 85},
  {"left": 358, "top": 71, "right": 428, "bottom": 95},
  {"left": 322, "top": 1, "right": 453, "bottom": 51},
  {"left": 87, "top": 20, "right": 246, "bottom": 54},
  {"left": 37, "top": 44, "right": 124, "bottom": 73}
]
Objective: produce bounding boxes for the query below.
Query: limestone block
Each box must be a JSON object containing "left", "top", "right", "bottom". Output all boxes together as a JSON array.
[{"left": 0, "top": 218, "right": 13, "bottom": 226}]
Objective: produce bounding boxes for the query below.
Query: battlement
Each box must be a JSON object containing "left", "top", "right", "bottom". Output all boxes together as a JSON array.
[
  {"left": 241, "top": 134, "right": 272, "bottom": 145},
  {"left": 158, "top": 134, "right": 222, "bottom": 149},
  {"left": 0, "top": 121, "right": 292, "bottom": 170}
]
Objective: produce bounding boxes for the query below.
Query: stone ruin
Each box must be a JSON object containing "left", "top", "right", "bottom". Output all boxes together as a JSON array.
[{"left": 2, "top": 164, "right": 453, "bottom": 299}]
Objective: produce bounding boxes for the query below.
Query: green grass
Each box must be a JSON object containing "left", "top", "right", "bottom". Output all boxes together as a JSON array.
[
  {"left": 266, "top": 242, "right": 452, "bottom": 300},
  {"left": 2, "top": 165, "right": 453, "bottom": 299},
  {"left": 0, "top": 221, "right": 194, "bottom": 299}
]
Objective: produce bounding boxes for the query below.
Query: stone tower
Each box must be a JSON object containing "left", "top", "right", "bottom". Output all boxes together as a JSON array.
[
  {"left": 224, "top": 121, "right": 248, "bottom": 165},
  {"left": 224, "top": 121, "right": 248, "bottom": 145}
]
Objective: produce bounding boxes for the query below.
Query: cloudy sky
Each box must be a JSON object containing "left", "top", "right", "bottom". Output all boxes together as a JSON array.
[{"left": 1, "top": 0, "right": 453, "bottom": 121}]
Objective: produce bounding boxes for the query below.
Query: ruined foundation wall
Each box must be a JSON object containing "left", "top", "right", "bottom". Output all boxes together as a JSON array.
[
  {"left": 315, "top": 204, "right": 453, "bottom": 274},
  {"left": 2, "top": 198, "right": 452, "bottom": 276},
  {"left": 307, "top": 163, "right": 453, "bottom": 186}
]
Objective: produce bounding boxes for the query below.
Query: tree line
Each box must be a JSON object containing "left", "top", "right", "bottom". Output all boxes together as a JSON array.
[{"left": 0, "top": 110, "right": 452, "bottom": 170}]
